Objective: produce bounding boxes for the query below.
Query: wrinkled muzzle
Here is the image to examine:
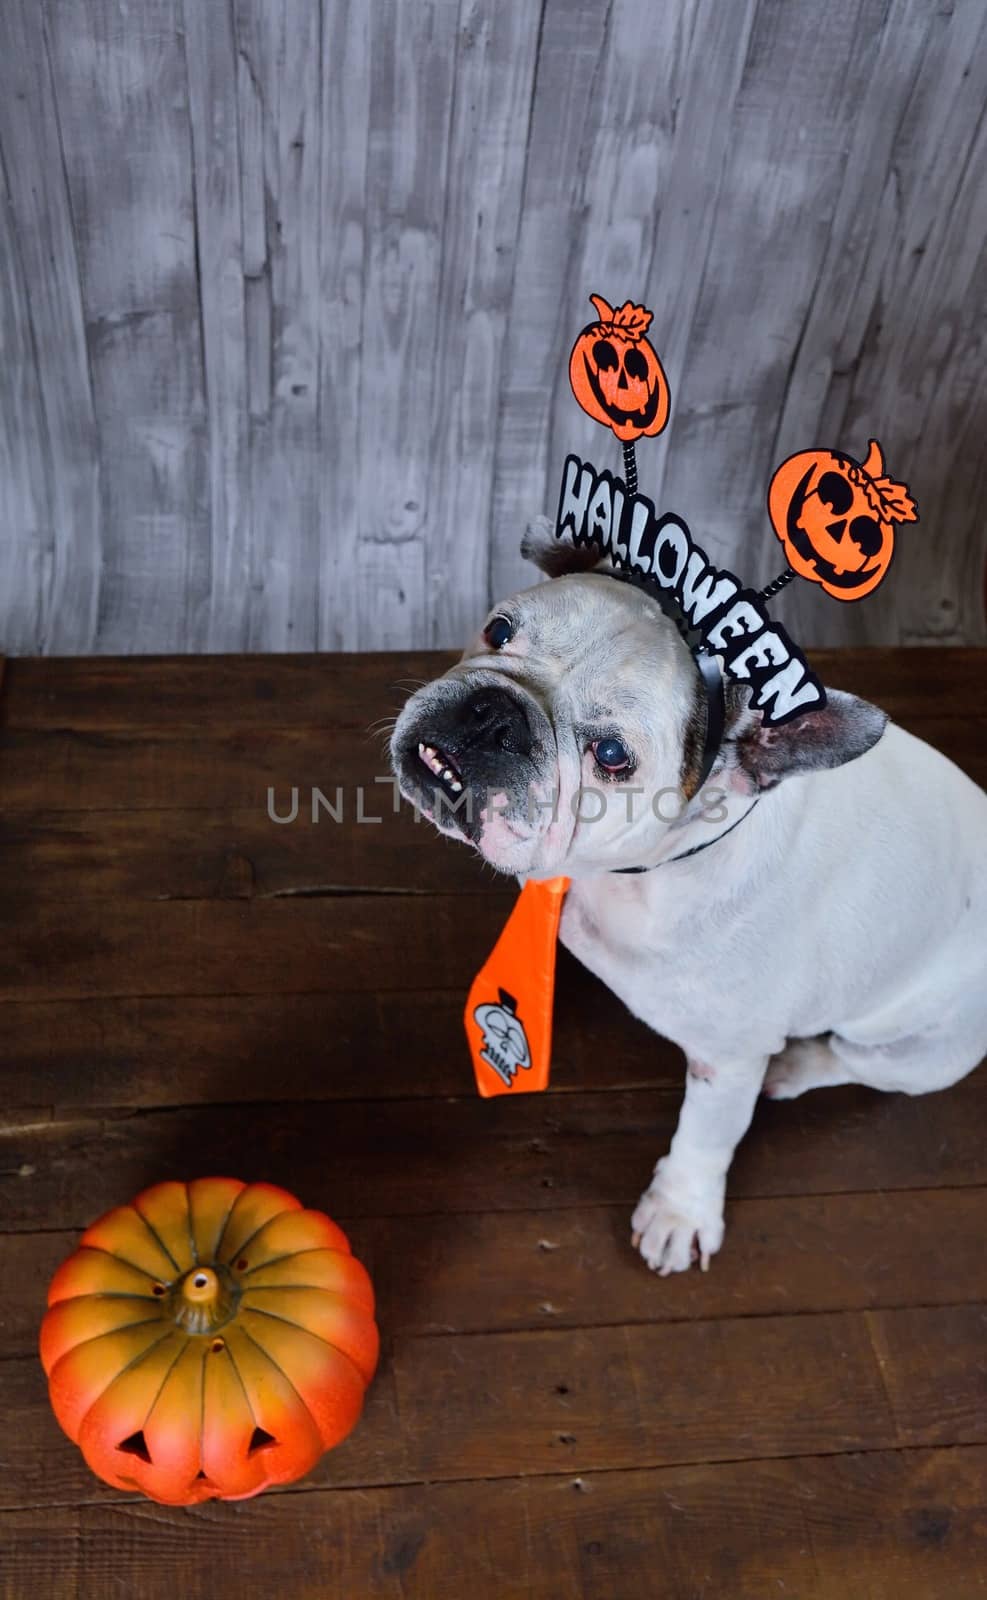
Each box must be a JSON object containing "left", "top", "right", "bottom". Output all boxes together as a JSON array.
[{"left": 390, "top": 672, "right": 558, "bottom": 862}]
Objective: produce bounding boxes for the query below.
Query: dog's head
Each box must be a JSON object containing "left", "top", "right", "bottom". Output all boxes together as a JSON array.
[{"left": 390, "top": 520, "right": 887, "bottom": 877}]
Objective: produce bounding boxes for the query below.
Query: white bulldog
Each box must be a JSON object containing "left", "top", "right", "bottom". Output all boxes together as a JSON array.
[{"left": 390, "top": 522, "right": 987, "bottom": 1273}]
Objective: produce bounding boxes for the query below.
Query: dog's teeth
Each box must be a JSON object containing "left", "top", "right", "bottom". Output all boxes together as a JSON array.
[{"left": 417, "top": 742, "right": 461, "bottom": 789}]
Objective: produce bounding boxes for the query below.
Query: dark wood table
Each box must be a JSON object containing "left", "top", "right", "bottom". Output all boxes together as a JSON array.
[{"left": 1, "top": 650, "right": 985, "bottom": 1599}]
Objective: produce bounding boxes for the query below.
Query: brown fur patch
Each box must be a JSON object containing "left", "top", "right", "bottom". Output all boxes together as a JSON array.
[
  {"left": 678, "top": 668, "right": 710, "bottom": 801},
  {"left": 520, "top": 526, "right": 606, "bottom": 579}
]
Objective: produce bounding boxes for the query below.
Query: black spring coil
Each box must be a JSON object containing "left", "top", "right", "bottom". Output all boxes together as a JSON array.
[
  {"left": 618, "top": 440, "right": 793, "bottom": 612},
  {"left": 622, "top": 440, "right": 637, "bottom": 497},
  {"left": 759, "top": 567, "right": 796, "bottom": 602}
]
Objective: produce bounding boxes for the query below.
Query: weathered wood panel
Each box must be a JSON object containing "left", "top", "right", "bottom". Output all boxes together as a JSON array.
[
  {"left": 2, "top": 1303, "right": 986, "bottom": 1505},
  {"left": 0, "top": 0, "right": 985, "bottom": 654},
  {"left": 3, "top": 1449, "right": 986, "bottom": 1600},
  {"left": 41, "top": 0, "right": 209, "bottom": 651},
  {"left": 3, "top": 1189, "right": 986, "bottom": 1359},
  {"left": 4, "top": 1082, "right": 987, "bottom": 1234},
  {"left": 0, "top": 0, "right": 100, "bottom": 653}
]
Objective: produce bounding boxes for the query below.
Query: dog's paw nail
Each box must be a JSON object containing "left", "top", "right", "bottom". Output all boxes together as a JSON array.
[{"left": 632, "top": 1183, "right": 724, "bottom": 1275}]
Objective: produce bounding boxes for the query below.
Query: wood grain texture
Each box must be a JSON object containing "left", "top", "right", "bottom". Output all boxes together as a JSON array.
[
  {"left": 2, "top": 1303, "right": 985, "bottom": 1507},
  {"left": 42, "top": 0, "right": 209, "bottom": 653},
  {"left": 1, "top": 0, "right": 984, "bottom": 655},
  {"left": 4, "top": 1082, "right": 987, "bottom": 1235},
  {"left": 3, "top": 708, "right": 984, "bottom": 819},
  {"left": 1, "top": 646, "right": 985, "bottom": 728},
  {"left": 0, "top": 0, "right": 100, "bottom": 654},
  {"left": 236, "top": 0, "right": 325, "bottom": 653},
  {"left": 183, "top": 0, "right": 250, "bottom": 650},
  {"left": 3, "top": 1449, "right": 986, "bottom": 1600},
  {"left": 352, "top": 0, "right": 459, "bottom": 649},
  {"left": 4, "top": 1189, "right": 985, "bottom": 1361},
  {"left": 0, "top": 971, "right": 684, "bottom": 1115}
]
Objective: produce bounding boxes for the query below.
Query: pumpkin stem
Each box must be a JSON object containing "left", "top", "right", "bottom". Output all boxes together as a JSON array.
[{"left": 171, "top": 1265, "right": 240, "bottom": 1334}]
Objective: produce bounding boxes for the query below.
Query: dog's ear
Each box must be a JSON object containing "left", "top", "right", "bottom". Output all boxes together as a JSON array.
[
  {"left": 521, "top": 515, "right": 609, "bottom": 579},
  {"left": 723, "top": 686, "right": 888, "bottom": 792}
]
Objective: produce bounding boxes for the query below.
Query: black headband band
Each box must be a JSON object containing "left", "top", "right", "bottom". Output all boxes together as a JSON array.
[
  {"left": 693, "top": 648, "right": 726, "bottom": 792},
  {"left": 589, "top": 566, "right": 726, "bottom": 794}
]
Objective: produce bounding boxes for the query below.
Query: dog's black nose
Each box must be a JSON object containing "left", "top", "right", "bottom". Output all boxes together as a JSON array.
[{"left": 462, "top": 686, "right": 532, "bottom": 756}]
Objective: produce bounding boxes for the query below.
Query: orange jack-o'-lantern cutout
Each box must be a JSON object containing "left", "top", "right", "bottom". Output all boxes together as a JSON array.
[
  {"left": 569, "top": 295, "right": 670, "bottom": 442},
  {"left": 40, "top": 1179, "right": 378, "bottom": 1505},
  {"left": 767, "top": 439, "right": 917, "bottom": 602}
]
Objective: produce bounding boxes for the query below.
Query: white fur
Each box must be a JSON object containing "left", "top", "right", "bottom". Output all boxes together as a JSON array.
[
  {"left": 574, "top": 724, "right": 987, "bottom": 1271},
  {"left": 393, "top": 568, "right": 987, "bottom": 1273}
]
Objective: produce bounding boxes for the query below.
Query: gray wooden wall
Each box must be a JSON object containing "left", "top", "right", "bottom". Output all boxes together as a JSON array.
[{"left": 1, "top": 0, "right": 985, "bottom": 657}]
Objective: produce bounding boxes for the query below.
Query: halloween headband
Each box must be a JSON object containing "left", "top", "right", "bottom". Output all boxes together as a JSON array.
[
  {"left": 560, "top": 295, "right": 918, "bottom": 725},
  {"left": 463, "top": 294, "right": 919, "bottom": 1099}
]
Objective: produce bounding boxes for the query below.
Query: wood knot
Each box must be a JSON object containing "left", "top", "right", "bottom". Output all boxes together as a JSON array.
[{"left": 219, "top": 850, "right": 255, "bottom": 898}]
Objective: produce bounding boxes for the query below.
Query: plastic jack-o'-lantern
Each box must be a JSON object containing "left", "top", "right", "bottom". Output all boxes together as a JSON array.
[
  {"left": 40, "top": 1179, "right": 378, "bottom": 1505},
  {"left": 768, "top": 439, "right": 917, "bottom": 602},
  {"left": 569, "top": 295, "right": 670, "bottom": 442}
]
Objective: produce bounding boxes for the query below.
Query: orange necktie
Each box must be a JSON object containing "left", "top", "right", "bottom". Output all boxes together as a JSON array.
[{"left": 464, "top": 877, "right": 571, "bottom": 1097}]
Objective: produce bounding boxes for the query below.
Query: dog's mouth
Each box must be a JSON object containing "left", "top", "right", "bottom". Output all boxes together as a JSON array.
[
  {"left": 416, "top": 740, "right": 464, "bottom": 801},
  {"left": 392, "top": 679, "right": 559, "bottom": 861}
]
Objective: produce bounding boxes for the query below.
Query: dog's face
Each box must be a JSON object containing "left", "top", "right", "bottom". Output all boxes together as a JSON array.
[
  {"left": 390, "top": 522, "right": 889, "bottom": 878},
  {"left": 390, "top": 543, "right": 703, "bottom": 877}
]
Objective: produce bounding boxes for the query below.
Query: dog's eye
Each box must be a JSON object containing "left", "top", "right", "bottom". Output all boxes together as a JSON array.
[
  {"left": 592, "top": 737, "right": 633, "bottom": 775},
  {"left": 484, "top": 615, "right": 515, "bottom": 650}
]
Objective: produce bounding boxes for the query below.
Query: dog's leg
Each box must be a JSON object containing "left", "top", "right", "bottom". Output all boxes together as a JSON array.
[
  {"left": 762, "top": 1036, "right": 852, "bottom": 1100},
  {"left": 828, "top": 1028, "right": 983, "bottom": 1095},
  {"left": 631, "top": 1056, "right": 765, "bottom": 1274},
  {"left": 764, "top": 1028, "right": 984, "bottom": 1099}
]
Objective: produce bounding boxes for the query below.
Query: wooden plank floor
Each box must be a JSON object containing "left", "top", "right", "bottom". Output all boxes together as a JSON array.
[{"left": 1, "top": 650, "right": 985, "bottom": 1600}]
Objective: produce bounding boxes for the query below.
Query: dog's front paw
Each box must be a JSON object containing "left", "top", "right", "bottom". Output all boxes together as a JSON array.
[{"left": 631, "top": 1163, "right": 725, "bottom": 1275}]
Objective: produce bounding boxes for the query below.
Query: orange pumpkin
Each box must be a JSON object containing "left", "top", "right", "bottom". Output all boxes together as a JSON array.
[
  {"left": 767, "top": 439, "right": 917, "bottom": 602},
  {"left": 569, "top": 294, "right": 670, "bottom": 442},
  {"left": 40, "top": 1179, "right": 378, "bottom": 1505}
]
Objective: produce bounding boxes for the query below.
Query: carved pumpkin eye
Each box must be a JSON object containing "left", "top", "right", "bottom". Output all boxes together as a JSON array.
[
  {"left": 592, "top": 338, "right": 618, "bottom": 371},
  {"left": 624, "top": 347, "right": 648, "bottom": 381},
  {"left": 484, "top": 615, "right": 515, "bottom": 650},
  {"left": 816, "top": 471, "right": 854, "bottom": 515},
  {"left": 849, "top": 514, "right": 882, "bottom": 557}
]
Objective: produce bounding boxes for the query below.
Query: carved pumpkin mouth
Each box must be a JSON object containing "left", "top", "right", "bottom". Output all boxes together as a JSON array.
[
  {"left": 583, "top": 353, "right": 662, "bottom": 430},
  {"left": 785, "top": 466, "right": 885, "bottom": 590}
]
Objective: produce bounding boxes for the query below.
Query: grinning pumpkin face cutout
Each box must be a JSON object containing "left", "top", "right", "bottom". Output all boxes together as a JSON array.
[
  {"left": 767, "top": 440, "right": 917, "bottom": 602},
  {"left": 569, "top": 295, "right": 670, "bottom": 442}
]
